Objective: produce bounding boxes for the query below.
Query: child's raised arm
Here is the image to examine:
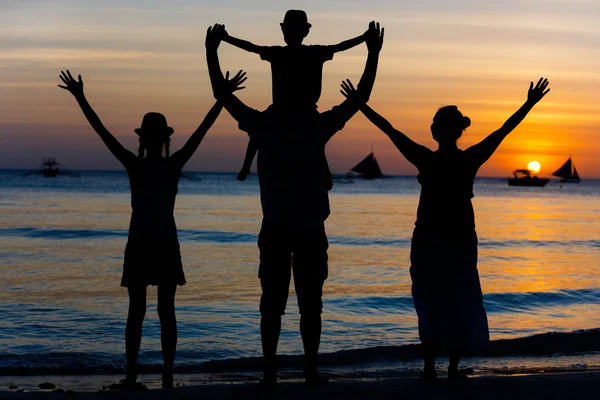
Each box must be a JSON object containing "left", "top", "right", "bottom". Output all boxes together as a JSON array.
[
  {"left": 329, "top": 29, "right": 367, "bottom": 54},
  {"left": 466, "top": 77, "right": 550, "bottom": 169},
  {"left": 58, "top": 70, "right": 136, "bottom": 168},
  {"left": 171, "top": 70, "right": 247, "bottom": 171},
  {"left": 219, "top": 24, "right": 263, "bottom": 54}
]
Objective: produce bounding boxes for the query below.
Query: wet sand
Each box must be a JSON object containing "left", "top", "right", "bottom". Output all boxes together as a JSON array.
[{"left": 2, "top": 371, "right": 599, "bottom": 399}]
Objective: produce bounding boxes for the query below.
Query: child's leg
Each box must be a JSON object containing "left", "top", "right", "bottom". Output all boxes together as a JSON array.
[
  {"left": 237, "top": 138, "right": 258, "bottom": 181},
  {"left": 157, "top": 284, "right": 178, "bottom": 388},
  {"left": 126, "top": 286, "right": 147, "bottom": 383}
]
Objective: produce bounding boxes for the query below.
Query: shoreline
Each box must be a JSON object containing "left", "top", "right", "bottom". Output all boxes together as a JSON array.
[{"left": 1, "top": 370, "right": 600, "bottom": 399}]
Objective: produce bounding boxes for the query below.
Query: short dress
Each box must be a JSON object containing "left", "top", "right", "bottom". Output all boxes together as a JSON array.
[
  {"left": 410, "top": 150, "right": 489, "bottom": 355},
  {"left": 121, "top": 158, "right": 186, "bottom": 287}
]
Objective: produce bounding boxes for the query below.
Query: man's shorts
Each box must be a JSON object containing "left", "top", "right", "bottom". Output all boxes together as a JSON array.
[{"left": 258, "top": 221, "right": 329, "bottom": 317}]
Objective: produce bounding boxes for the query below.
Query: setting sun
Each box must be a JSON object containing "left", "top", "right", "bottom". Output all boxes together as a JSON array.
[{"left": 527, "top": 161, "right": 541, "bottom": 174}]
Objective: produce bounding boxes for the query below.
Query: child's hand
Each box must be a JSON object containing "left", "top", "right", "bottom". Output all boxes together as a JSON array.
[
  {"left": 217, "top": 24, "right": 230, "bottom": 40},
  {"left": 340, "top": 79, "right": 357, "bottom": 99},
  {"left": 236, "top": 167, "right": 250, "bottom": 181},
  {"left": 58, "top": 70, "right": 84, "bottom": 97},
  {"left": 365, "top": 21, "right": 384, "bottom": 53},
  {"left": 527, "top": 77, "right": 550, "bottom": 105}
]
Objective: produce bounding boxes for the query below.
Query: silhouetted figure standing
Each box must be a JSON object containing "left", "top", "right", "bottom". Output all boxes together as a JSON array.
[
  {"left": 58, "top": 70, "right": 246, "bottom": 389},
  {"left": 342, "top": 77, "right": 550, "bottom": 380},
  {"left": 217, "top": 10, "right": 368, "bottom": 181},
  {"left": 206, "top": 22, "right": 383, "bottom": 385}
]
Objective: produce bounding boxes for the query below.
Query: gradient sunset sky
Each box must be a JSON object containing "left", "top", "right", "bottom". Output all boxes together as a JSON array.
[{"left": 1, "top": 0, "right": 599, "bottom": 177}]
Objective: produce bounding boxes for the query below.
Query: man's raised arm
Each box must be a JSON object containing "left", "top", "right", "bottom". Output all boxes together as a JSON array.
[
  {"left": 205, "top": 24, "right": 253, "bottom": 124},
  {"left": 324, "top": 21, "right": 384, "bottom": 131}
]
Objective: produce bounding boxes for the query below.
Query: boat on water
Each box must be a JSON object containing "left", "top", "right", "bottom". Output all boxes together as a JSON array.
[
  {"left": 24, "top": 158, "right": 79, "bottom": 177},
  {"left": 347, "top": 149, "right": 384, "bottom": 179},
  {"left": 552, "top": 157, "right": 580, "bottom": 183},
  {"left": 508, "top": 169, "right": 549, "bottom": 187},
  {"left": 42, "top": 158, "right": 59, "bottom": 177}
]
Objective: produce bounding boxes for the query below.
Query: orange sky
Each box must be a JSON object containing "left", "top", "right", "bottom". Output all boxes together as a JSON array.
[{"left": 1, "top": 0, "right": 599, "bottom": 177}]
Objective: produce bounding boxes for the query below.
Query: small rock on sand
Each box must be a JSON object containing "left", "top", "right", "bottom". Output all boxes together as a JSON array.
[{"left": 38, "top": 382, "right": 56, "bottom": 389}]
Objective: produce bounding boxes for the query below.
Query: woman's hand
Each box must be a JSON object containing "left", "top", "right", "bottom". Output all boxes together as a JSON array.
[
  {"left": 527, "top": 77, "right": 550, "bottom": 104},
  {"left": 224, "top": 70, "right": 247, "bottom": 94},
  {"left": 58, "top": 70, "right": 84, "bottom": 97}
]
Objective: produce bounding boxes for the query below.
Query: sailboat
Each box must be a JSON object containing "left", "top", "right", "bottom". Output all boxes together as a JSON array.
[
  {"left": 24, "top": 158, "right": 79, "bottom": 177},
  {"left": 552, "top": 157, "right": 580, "bottom": 183},
  {"left": 347, "top": 148, "right": 384, "bottom": 179}
]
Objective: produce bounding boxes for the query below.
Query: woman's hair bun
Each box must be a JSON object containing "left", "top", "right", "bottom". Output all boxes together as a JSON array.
[{"left": 462, "top": 116, "right": 471, "bottom": 130}]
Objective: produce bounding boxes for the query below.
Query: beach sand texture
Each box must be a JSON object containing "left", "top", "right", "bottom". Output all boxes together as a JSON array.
[{"left": 2, "top": 371, "right": 600, "bottom": 399}]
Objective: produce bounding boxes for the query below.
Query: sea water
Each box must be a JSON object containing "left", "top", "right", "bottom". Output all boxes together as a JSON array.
[{"left": 1, "top": 170, "right": 599, "bottom": 374}]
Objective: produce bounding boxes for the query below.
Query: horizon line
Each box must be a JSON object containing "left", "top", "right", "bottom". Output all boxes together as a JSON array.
[{"left": 1, "top": 168, "right": 597, "bottom": 180}]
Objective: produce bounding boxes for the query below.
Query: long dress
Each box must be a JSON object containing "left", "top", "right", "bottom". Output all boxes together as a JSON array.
[
  {"left": 410, "top": 149, "right": 489, "bottom": 355},
  {"left": 121, "top": 158, "right": 186, "bottom": 287}
]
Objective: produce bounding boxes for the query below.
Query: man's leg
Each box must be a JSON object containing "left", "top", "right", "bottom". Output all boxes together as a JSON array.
[
  {"left": 292, "top": 224, "right": 328, "bottom": 383},
  {"left": 258, "top": 223, "right": 291, "bottom": 384}
]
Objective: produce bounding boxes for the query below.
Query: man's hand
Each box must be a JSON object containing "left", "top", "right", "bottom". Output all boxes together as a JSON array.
[
  {"left": 58, "top": 70, "right": 84, "bottom": 98},
  {"left": 365, "top": 21, "right": 384, "bottom": 53}
]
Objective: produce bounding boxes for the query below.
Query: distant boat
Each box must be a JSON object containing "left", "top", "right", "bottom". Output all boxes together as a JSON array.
[
  {"left": 24, "top": 158, "right": 79, "bottom": 177},
  {"left": 508, "top": 169, "right": 549, "bottom": 187},
  {"left": 552, "top": 157, "right": 580, "bottom": 183},
  {"left": 42, "top": 158, "right": 59, "bottom": 177},
  {"left": 347, "top": 149, "right": 384, "bottom": 179}
]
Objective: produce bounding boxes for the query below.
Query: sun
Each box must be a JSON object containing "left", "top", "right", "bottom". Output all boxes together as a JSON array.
[{"left": 527, "top": 160, "right": 541, "bottom": 174}]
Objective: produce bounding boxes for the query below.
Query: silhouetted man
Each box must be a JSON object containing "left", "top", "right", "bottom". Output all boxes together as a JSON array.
[{"left": 205, "top": 22, "right": 384, "bottom": 385}]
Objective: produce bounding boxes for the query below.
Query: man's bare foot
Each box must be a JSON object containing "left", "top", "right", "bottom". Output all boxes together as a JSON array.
[{"left": 419, "top": 368, "right": 437, "bottom": 381}]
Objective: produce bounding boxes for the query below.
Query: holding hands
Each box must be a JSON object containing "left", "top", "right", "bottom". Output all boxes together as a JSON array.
[
  {"left": 206, "top": 24, "right": 226, "bottom": 50},
  {"left": 365, "top": 21, "right": 384, "bottom": 53},
  {"left": 58, "top": 70, "right": 84, "bottom": 98},
  {"left": 527, "top": 77, "right": 550, "bottom": 105}
]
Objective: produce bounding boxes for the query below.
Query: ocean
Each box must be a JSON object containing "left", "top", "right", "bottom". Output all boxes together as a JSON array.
[{"left": 1, "top": 170, "right": 599, "bottom": 375}]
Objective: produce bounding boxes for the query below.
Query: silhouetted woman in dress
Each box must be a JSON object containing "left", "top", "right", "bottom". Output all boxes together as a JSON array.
[
  {"left": 342, "top": 77, "right": 550, "bottom": 379},
  {"left": 58, "top": 70, "right": 246, "bottom": 388}
]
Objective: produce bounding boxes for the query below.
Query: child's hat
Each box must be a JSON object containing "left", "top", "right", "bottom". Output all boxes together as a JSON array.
[
  {"left": 281, "top": 10, "right": 311, "bottom": 28},
  {"left": 134, "top": 112, "right": 174, "bottom": 136}
]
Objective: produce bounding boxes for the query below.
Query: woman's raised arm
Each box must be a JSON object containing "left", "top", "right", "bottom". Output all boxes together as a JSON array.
[
  {"left": 467, "top": 77, "right": 550, "bottom": 168},
  {"left": 340, "top": 79, "right": 431, "bottom": 169}
]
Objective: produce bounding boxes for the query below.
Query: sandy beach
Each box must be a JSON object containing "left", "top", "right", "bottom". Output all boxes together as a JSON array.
[{"left": 2, "top": 370, "right": 600, "bottom": 399}]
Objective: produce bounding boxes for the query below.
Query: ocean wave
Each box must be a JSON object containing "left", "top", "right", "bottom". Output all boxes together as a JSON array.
[
  {"left": 1, "top": 227, "right": 598, "bottom": 249},
  {"left": 327, "top": 289, "right": 600, "bottom": 315},
  {"left": 1, "top": 329, "right": 599, "bottom": 375}
]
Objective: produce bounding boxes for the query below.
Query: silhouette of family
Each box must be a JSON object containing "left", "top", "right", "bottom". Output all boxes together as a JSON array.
[{"left": 58, "top": 9, "right": 551, "bottom": 390}]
